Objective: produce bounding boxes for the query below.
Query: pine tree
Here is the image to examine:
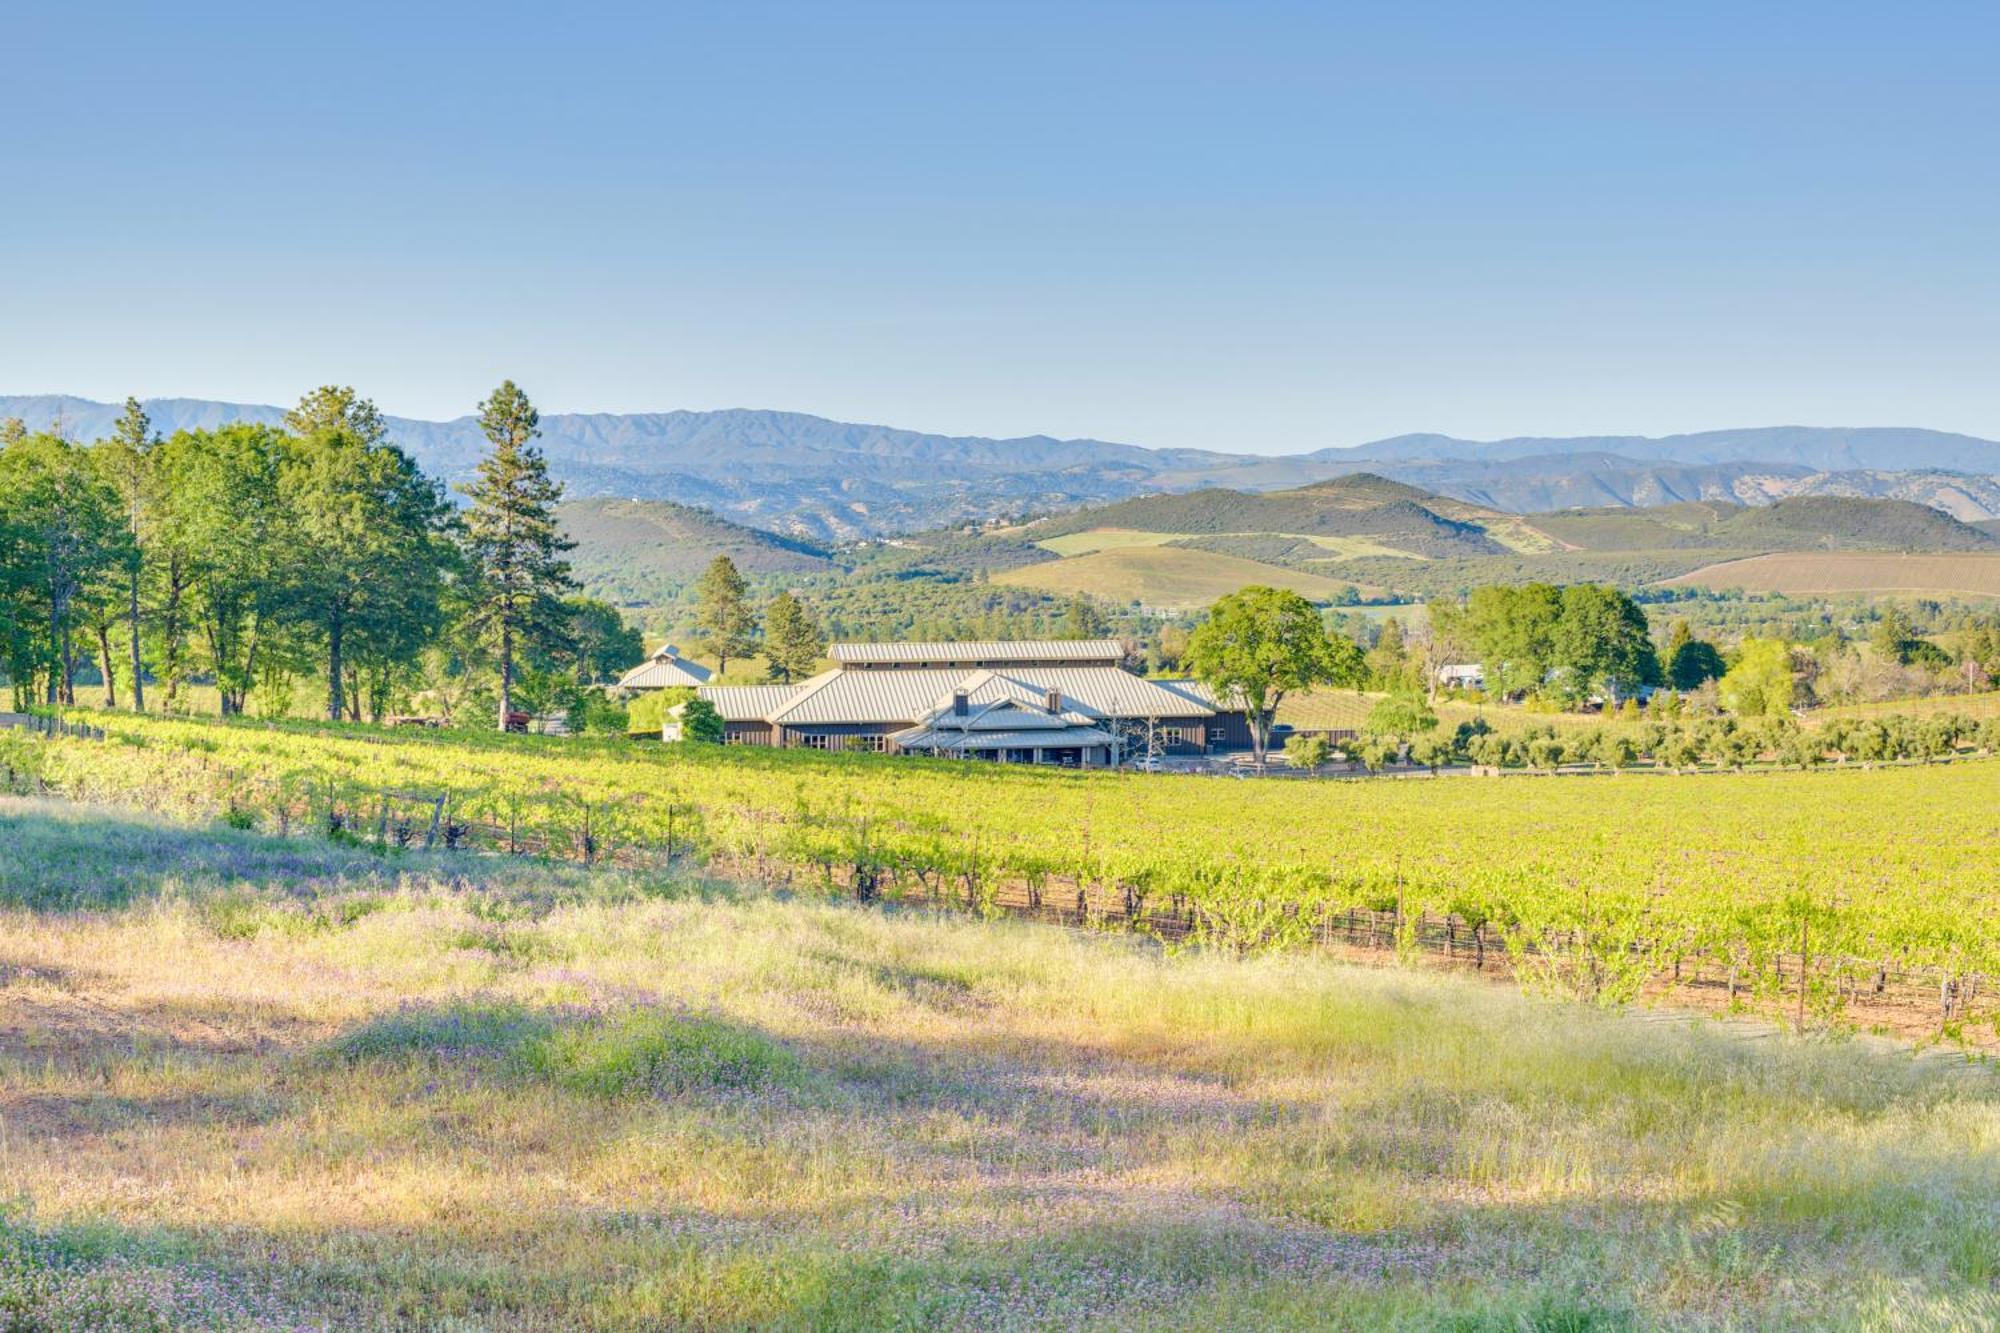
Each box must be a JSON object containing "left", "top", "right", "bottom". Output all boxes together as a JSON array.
[
  {"left": 763, "top": 590, "right": 826, "bottom": 683},
  {"left": 97, "top": 397, "right": 157, "bottom": 710},
  {"left": 459, "top": 381, "right": 577, "bottom": 730},
  {"left": 1059, "top": 594, "right": 1107, "bottom": 639},
  {"left": 695, "top": 555, "right": 756, "bottom": 675}
]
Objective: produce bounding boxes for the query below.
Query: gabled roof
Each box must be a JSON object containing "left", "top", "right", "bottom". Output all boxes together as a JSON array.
[
  {"left": 720, "top": 665, "right": 1214, "bottom": 727},
  {"left": 829, "top": 639, "right": 1125, "bottom": 667},
  {"left": 617, "top": 644, "right": 713, "bottom": 690}
]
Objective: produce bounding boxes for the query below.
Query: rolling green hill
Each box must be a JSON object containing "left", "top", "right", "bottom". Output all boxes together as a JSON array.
[
  {"left": 1023, "top": 474, "right": 1515, "bottom": 558},
  {"left": 559, "top": 498, "right": 835, "bottom": 605},
  {"left": 1530, "top": 496, "right": 2000, "bottom": 554}
]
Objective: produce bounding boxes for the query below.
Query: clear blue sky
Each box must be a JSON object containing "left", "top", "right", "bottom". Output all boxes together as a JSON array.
[{"left": 6, "top": 2, "right": 1997, "bottom": 452}]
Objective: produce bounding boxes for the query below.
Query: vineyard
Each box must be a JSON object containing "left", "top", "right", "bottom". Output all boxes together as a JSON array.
[{"left": 5, "top": 710, "right": 2000, "bottom": 1043}]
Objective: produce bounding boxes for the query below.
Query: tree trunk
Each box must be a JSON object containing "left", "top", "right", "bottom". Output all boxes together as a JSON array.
[
  {"left": 497, "top": 621, "right": 513, "bottom": 732},
  {"left": 96, "top": 624, "right": 117, "bottom": 708},
  {"left": 60, "top": 627, "right": 75, "bottom": 707},
  {"left": 326, "top": 620, "right": 344, "bottom": 722},
  {"left": 128, "top": 570, "right": 144, "bottom": 712},
  {"left": 41, "top": 589, "right": 63, "bottom": 706}
]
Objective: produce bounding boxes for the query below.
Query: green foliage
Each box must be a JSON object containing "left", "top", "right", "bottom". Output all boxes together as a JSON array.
[
  {"left": 1187, "top": 586, "right": 1363, "bottom": 761},
  {"left": 680, "top": 696, "right": 725, "bottom": 744},
  {"left": 1465, "top": 583, "right": 1657, "bottom": 703},
  {"left": 626, "top": 687, "right": 693, "bottom": 737},
  {"left": 0, "top": 433, "right": 130, "bottom": 706},
  {"left": 1667, "top": 636, "right": 1727, "bottom": 689},
  {"left": 460, "top": 380, "right": 579, "bottom": 729},
  {"left": 694, "top": 555, "right": 756, "bottom": 673},
  {"left": 523, "top": 1011, "right": 798, "bottom": 1097},
  {"left": 762, "top": 590, "right": 826, "bottom": 683},
  {"left": 547, "top": 597, "right": 642, "bottom": 686},
  {"left": 1059, "top": 594, "right": 1109, "bottom": 639},
  {"left": 1363, "top": 692, "right": 1439, "bottom": 743},
  {"left": 1719, "top": 639, "right": 1796, "bottom": 720},
  {"left": 1282, "top": 733, "right": 1330, "bottom": 770},
  {"left": 275, "top": 391, "right": 455, "bottom": 721}
]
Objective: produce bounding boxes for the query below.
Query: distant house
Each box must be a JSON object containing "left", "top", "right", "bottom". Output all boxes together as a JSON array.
[
  {"left": 616, "top": 644, "right": 713, "bottom": 691},
  {"left": 666, "top": 638, "right": 1250, "bottom": 765},
  {"left": 1436, "top": 663, "right": 1486, "bottom": 691}
]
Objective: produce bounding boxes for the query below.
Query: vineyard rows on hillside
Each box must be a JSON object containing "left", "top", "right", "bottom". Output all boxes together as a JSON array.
[{"left": 5, "top": 712, "right": 1999, "bottom": 1043}]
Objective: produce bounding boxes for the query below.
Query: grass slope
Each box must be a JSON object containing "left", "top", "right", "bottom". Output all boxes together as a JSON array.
[
  {"left": 1024, "top": 476, "right": 1508, "bottom": 559},
  {"left": 1664, "top": 552, "right": 2000, "bottom": 599},
  {"left": 5, "top": 797, "right": 2000, "bottom": 1328},
  {"left": 995, "top": 546, "right": 1371, "bottom": 608}
]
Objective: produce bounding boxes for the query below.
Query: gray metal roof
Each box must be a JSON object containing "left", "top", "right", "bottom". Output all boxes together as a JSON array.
[
  {"left": 618, "top": 656, "right": 714, "bottom": 690},
  {"left": 892, "top": 723, "right": 1116, "bottom": 752},
  {"left": 792, "top": 666, "right": 1211, "bottom": 725},
  {"left": 829, "top": 639, "right": 1125, "bottom": 666},
  {"left": 698, "top": 664, "right": 1217, "bottom": 727},
  {"left": 617, "top": 645, "right": 713, "bottom": 690},
  {"left": 698, "top": 684, "right": 801, "bottom": 721}
]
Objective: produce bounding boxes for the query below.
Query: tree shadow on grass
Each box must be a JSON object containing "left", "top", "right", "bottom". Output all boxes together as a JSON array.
[{"left": 16, "top": 998, "right": 1967, "bottom": 1329}]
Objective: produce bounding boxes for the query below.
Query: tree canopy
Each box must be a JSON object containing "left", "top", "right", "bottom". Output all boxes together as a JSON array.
[{"left": 1186, "top": 586, "right": 1360, "bottom": 763}]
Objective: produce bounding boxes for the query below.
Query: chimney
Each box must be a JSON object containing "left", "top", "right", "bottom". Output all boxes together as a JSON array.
[
  {"left": 1045, "top": 689, "right": 1062, "bottom": 714},
  {"left": 952, "top": 690, "right": 969, "bottom": 717}
]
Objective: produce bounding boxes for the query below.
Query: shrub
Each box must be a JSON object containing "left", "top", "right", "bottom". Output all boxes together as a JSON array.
[
  {"left": 1283, "top": 734, "right": 1330, "bottom": 770},
  {"left": 680, "top": 698, "right": 725, "bottom": 744}
]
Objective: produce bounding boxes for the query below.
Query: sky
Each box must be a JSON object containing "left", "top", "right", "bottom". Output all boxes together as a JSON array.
[{"left": 5, "top": 2, "right": 1998, "bottom": 453}]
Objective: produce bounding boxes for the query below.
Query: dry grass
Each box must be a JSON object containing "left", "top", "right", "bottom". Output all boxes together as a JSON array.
[
  {"left": 997, "top": 547, "right": 1372, "bottom": 610},
  {"left": 3, "top": 797, "right": 2000, "bottom": 1329},
  {"left": 1663, "top": 552, "right": 2000, "bottom": 599},
  {"left": 1806, "top": 691, "right": 2000, "bottom": 726}
]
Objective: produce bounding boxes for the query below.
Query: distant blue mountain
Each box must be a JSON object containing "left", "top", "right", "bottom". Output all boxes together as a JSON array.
[
  {"left": 1321, "top": 426, "right": 2000, "bottom": 473},
  {"left": 5, "top": 394, "right": 1998, "bottom": 535}
]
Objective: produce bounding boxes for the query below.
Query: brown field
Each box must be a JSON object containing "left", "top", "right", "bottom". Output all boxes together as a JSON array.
[
  {"left": 1663, "top": 551, "right": 2000, "bottom": 599},
  {"left": 996, "top": 546, "right": 1374, "bottom": 610}
]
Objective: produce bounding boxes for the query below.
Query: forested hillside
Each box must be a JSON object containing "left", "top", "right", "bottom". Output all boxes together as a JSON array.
[{"left": 559, "top": 498, "right": 833, "bottom": 605}]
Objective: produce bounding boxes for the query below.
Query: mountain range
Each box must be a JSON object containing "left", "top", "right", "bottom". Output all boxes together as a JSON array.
[{"left": 6, "top": 394, "right": 2000, "bottom": 539}]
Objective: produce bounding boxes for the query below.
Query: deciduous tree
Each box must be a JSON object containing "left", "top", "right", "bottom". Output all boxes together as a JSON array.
[{"left": 1186, "top": 586, "right": 1359, "bottom": 765}]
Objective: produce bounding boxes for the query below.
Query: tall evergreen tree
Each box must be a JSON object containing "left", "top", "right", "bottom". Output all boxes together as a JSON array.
[
  {"left": 694, "top": 555, "right": 756, "bottom": 675},
  {"left": 285, "top": 385, "right": 388, "bottom": 446},
  {"left": 763, "top": 590, "right": 826, "bottom": 683},
  {"left": 278, "top": 391, "right": 452, "bottom": 721},
  {"left": 459, "top": 380, "right": 577, "bottom": 730},
  {"left": 95, "top": 397, "right": 158, "bottom": 710}
]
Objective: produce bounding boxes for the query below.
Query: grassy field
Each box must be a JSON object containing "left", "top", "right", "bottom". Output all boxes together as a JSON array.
[
  {"left": 5, "top": 796, "right": 2000, "bottom": 1329},
  {"left": 1807, "top": 691, "right": 2000, "bottom": 726},
  {"left": 1664, "top": 552, "right": 2000, "bottom": 599},
  {"left": 995, "top": 546, "right": 1373, "bottom": 609}
]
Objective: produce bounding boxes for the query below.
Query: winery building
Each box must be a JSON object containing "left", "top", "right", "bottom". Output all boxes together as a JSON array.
[
  {"left": 691, "top": 639, "right": 1248, "bottom": 765},
  {"left": 615, "top": 644, "right": 714, "bottom": 690}
]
